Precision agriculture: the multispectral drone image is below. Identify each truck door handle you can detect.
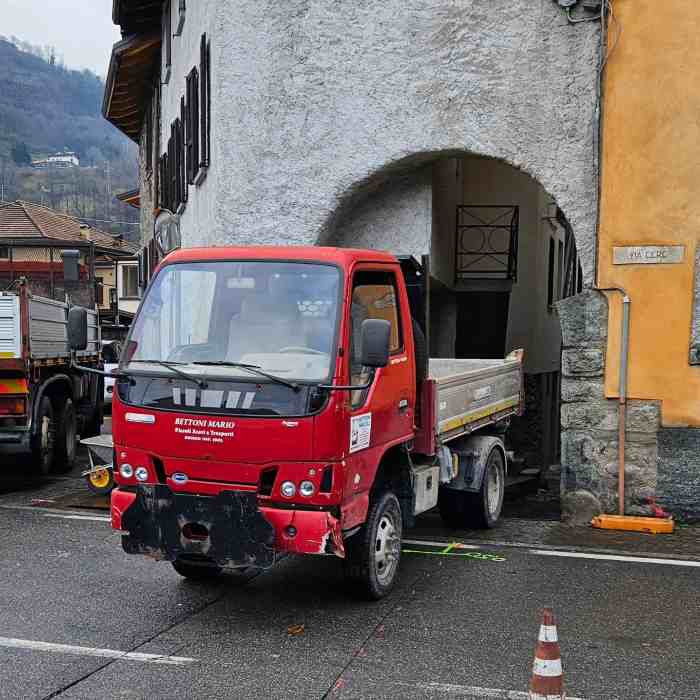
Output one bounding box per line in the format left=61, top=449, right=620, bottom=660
left=398, top=399, right=409, bottom=413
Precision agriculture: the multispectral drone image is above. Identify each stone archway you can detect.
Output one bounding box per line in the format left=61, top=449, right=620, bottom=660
left=321, top=150, right=587, bottom=508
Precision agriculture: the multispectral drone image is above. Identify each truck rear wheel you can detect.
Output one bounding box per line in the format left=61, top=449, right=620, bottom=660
left=343, top=491, right=402, bottom=600
left=31, top=397, right=55, bottom=477
left=172, top=556, right=223, bottom=580
left=439, top=448, right=505, bottom=529
left=53, top=397, right=77, bottom=473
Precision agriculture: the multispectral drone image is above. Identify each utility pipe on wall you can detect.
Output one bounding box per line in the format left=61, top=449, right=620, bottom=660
left=596, top=288, right=631, bottom=515
left=618, top=295, right=631, bottom=515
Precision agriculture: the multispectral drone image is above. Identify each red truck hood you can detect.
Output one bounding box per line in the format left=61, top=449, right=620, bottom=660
left=112, top=407, right=314, bottom=464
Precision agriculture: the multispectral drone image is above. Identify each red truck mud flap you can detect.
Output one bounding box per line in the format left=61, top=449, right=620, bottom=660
left=120, top=485, right=276, bottom=569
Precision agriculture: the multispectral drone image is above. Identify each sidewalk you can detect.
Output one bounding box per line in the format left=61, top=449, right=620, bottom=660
left=412, top=509, right=700, bottom=560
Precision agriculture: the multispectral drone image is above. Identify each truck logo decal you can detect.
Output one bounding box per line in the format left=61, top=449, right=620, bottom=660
left=174, top=417, right=236, bottom=444
left=349, top=413, right=372, bottom=454
left=172, top=473, right=188, bottom=484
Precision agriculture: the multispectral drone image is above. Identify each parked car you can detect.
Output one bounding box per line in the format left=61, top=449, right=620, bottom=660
left=101, top=341, right=121, bottom=411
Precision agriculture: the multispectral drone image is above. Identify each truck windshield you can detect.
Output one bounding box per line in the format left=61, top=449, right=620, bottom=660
left=125, top=261, right=341, bottom=384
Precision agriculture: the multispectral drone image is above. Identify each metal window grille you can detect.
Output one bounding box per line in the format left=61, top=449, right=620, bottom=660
left=455, top=205, right=519, bottom=282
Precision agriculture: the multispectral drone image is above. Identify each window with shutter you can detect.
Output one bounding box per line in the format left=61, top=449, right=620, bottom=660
left=186, top=67, right=199, bottom=185
left=162, top=0, right=172, bottom=84
left=199, top=34, right=211, bottom=171
left=179, top=98, right=188, bottom=207
left=168, top=126, right=177, bottom=211
left=175, top=0, right=186, bottom=36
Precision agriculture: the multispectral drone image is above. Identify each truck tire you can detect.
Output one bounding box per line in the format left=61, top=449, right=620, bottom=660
left=172, top=556, right=223, bottom=580
left=31, top=396, right=55, bottom=477
left=53, top=397, right=77, bottom=473
left=343, top=490, right=402, bottom=600
left=438, top=448, right=505, bottom=529
left=412, top=318, right=428, bottom=386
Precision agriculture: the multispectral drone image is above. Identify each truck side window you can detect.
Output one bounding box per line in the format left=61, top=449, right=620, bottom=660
left=350, top=270, right=402, bottom=408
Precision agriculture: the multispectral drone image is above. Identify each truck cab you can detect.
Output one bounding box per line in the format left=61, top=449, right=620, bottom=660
left=108, top=246, right=522, bottom=598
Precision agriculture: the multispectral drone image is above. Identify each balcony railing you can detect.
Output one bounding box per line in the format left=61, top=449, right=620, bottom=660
left=455, top=205, right=519, bottom=283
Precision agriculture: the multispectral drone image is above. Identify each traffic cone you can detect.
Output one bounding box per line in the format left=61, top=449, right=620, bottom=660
left=529, top=607, right=565, bottom=700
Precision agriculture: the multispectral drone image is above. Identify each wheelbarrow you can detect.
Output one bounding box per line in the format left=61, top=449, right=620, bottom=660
left=80, top=434, right=115, bottom=495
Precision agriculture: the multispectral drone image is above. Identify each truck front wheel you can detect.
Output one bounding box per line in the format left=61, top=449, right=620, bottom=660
left=343, top=491, right=402, bottom=600
left=439, top=448, right=505, bottom=529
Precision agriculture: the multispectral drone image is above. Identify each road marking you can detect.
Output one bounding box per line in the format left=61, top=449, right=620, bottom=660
left=0, top=504, right=111, bottom=523
left=386, top=681, right=586, bottom=699
left=0, top=636, right=197, bottom=666
left=405, top=535, right=700, bottom=565
left=42, top=513, right=111, bottom=522
left=403, top=538, right=480, bottom=549
left=531, top=549, right=700, bottom=568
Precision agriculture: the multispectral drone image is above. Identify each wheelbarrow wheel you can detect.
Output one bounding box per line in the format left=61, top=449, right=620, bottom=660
left=85, top=467, right=115, bottom=495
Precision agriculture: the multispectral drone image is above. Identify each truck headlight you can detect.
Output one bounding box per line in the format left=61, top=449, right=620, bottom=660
left=299, top=481, right=315, bottom=497
left=135, top=466, right=149, bottom=482
left=119, top=464, right=133, bottom=478
left=280, top=481, right=296, bottom=498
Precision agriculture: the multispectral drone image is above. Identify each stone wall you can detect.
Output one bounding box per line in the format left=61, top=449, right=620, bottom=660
left=328, top=167, right=432, bottom=259
left=657, top=429, right=700, bottom=522
left=557, top=290, right=662, bottom=521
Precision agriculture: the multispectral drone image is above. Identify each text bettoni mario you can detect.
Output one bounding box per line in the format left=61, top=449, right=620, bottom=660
left=174, top=418, right=235, bottom=429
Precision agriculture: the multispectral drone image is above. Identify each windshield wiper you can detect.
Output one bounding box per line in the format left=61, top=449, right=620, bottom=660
left=192, top=361, right=299, bottom=392
left=130, top=360, right=207, bottom=389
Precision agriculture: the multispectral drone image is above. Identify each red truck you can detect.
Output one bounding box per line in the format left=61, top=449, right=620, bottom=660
left=70, top=247, right=523, bottom=599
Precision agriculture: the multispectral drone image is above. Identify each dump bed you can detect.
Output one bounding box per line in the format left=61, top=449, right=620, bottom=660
left=0, top=290, right=99, bottom=361
left=415, top=351, right=523, bottom=454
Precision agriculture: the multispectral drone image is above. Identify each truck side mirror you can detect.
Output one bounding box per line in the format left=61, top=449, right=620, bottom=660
left=68, top=306, right=88, bottom=351
left=360, top=318, right=391, bottom=368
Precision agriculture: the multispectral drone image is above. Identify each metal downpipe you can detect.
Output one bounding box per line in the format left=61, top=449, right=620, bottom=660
left=618, top=295, right=631, bottom=515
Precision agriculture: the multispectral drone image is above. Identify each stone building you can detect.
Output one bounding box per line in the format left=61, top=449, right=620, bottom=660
left=103, top=1, right=700, bottom=520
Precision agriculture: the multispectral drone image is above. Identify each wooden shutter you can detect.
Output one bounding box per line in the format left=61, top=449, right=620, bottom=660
left=179, top=97, right=188, bottom=205
left=163, top=1, right=172, bottom=74
left=186, top=67, right=199, bottom=184
left=168, top=126, right=177, bottom=211
left=200, top=34, right=211, bottom=169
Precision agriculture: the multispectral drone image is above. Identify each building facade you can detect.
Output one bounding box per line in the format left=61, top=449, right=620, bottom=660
left=104, top=0, right=700, bottom=520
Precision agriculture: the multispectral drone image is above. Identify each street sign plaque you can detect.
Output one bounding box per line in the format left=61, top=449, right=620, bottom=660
left=613, top=245, right=685, bottom=265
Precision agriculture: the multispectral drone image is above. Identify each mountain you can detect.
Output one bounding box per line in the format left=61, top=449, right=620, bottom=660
left=0, top=37, right=139, bottom=241
left=0, top=37, right=132, bottom=164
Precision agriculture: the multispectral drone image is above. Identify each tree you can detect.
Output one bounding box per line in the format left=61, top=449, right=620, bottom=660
left=11, top=142, right=31, bottom=166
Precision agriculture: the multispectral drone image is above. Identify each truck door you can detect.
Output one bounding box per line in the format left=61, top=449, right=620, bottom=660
left=346, top=267, right=415, bottom=458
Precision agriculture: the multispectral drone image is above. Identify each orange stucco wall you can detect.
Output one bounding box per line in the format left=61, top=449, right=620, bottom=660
left=599, top=0, right=700, bottom=427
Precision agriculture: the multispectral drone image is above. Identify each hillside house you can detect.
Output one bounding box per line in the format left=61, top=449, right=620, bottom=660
left=32, top=150, right=80, bottom=169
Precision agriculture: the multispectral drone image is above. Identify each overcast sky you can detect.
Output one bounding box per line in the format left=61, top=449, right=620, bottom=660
left=0, top=0, right=120, bottom=75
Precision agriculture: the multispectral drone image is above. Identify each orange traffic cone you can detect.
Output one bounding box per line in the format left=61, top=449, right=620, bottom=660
left=529, top=607, right=565, bottom=700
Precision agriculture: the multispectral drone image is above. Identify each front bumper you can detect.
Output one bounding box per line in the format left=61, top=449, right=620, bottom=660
left=112, top=486, right=344, bottom=568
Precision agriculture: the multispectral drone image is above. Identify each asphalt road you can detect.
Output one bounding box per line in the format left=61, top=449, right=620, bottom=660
left=0, top=427, right=698, bottom=699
